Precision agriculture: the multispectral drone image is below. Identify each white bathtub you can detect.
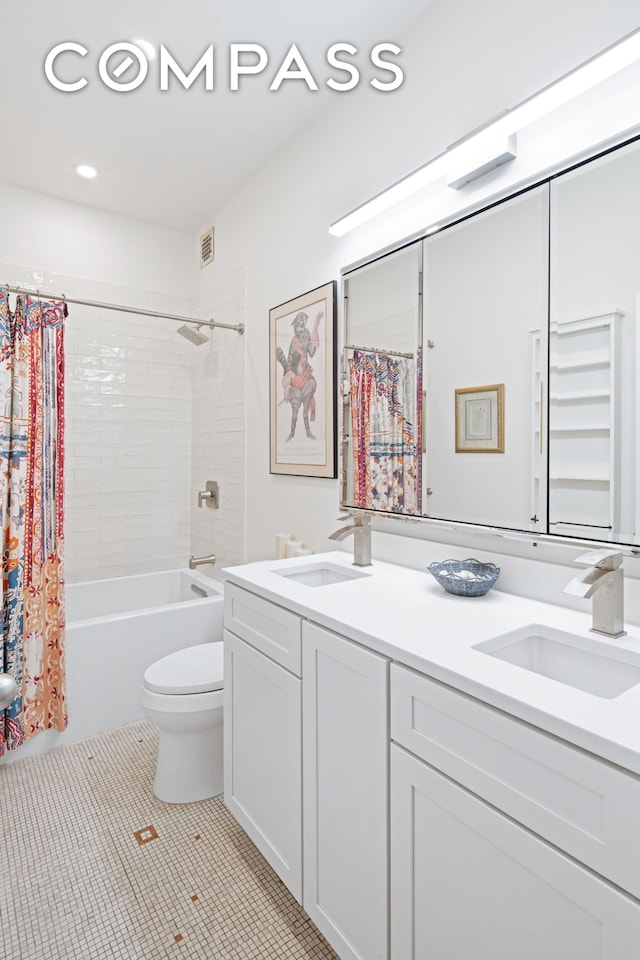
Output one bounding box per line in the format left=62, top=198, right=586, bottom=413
left=0, top=569, right=224, bottom=764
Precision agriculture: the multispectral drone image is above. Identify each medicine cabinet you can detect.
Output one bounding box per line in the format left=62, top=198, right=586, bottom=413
left=340, top=134, right=640, bottom=548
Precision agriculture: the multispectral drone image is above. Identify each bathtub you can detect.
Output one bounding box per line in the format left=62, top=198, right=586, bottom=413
left=0, top=569, right=224, bottom=764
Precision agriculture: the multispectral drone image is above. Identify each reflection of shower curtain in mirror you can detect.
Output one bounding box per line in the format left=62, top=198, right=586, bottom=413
left=349, top=350, right=420, bottom=515
left=0, top=291, right=68, bottom=755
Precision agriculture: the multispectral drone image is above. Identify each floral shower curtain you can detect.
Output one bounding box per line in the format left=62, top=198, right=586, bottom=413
left=349, top=349, right=421, bottom=515
left=0, top=291, right=67, bottom=755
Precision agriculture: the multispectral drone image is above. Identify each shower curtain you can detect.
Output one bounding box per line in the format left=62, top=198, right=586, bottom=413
left=0, top=291, right=67, bottom=755
left=349, top=350, right=421, bottom=515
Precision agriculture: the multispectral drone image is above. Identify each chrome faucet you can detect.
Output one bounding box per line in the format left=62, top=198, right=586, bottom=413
left=189, top=553, right=217, bottom=569
left=563, top=548, right=626, bottom=638
left=328, top=515, right=372, bottom=567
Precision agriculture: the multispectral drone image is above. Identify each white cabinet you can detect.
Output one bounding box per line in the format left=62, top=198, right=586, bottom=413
left=223, top=608, right=302, bottom=901
left=224, top=577, right=640, bottom=960
left=302, top=621, right=389, bottom=960
left=391, top=744, right=640, bottom=960
left=390, top=665, right=640, bottom=960
left=223, top=586, right=390, bottom=949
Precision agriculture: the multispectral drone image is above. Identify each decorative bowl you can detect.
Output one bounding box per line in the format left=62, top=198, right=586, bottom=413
left=427, top=558, right=501, bottom=597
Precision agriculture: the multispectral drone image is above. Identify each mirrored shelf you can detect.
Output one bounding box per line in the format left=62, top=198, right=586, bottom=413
left=548, top=312, right=622, bottom=537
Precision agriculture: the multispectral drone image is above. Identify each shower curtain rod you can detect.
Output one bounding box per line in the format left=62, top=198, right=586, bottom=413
left=2, top=284, right=245, bottom=334
left=344, top=343, right=414, bottom=359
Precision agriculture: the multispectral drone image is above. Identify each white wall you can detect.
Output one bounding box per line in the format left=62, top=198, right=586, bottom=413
left=0, top=182, right=192, bottom=296
left=0, top=183, right=197, bottom=582
left=192, top=0, right=640, bottom=566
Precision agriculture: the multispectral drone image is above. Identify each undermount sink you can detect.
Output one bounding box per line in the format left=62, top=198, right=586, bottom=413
left=474, top=624, right=640, bottom=699
left=274, top=561, right=370, bottom=588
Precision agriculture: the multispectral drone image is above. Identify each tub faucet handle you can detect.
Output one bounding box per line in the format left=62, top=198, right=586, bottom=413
left=198, top=481, right=219, bottom=509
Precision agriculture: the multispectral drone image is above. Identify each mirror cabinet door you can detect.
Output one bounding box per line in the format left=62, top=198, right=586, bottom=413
left=549, top=137, right=640, bottom=546
left=338, top=135, right=639, bottom=547
left=422, top=185, right=549, bottom=531
left=342, top=242, right=423, bottom=514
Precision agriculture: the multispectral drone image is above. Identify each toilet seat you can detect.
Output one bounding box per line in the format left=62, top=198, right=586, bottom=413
left=143, top=643, right=224, bottom=695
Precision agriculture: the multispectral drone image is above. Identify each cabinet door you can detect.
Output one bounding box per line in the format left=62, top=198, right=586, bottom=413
left=302, top=622, right=389, bottom=960
left=223, top=630, right=302, bottom=902
left=391, top=744, right=640, bottom=960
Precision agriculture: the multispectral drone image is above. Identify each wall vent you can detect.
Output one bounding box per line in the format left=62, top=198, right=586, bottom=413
left=200, top=227, right=215, bottom=268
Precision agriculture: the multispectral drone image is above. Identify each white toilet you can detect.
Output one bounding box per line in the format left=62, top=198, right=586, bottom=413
left=141, top=642, right=224, bottom=804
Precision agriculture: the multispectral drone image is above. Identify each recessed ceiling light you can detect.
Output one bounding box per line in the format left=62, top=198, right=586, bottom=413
left=130, top=37, right=156, bottom=60
left=76, top=164, right=98, bottom=179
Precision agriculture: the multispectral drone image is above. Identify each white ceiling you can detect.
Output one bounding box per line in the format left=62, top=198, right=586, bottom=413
left=0, top=1, right=435, bottom=233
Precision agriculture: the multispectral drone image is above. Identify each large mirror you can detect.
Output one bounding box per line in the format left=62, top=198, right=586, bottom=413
left=340, top=134, right=640, bottom=549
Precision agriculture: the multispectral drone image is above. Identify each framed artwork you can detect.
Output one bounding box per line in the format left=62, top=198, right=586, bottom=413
left=455, top=383, right=504, bottom=453
left=270, top=280, right=337, bottom=477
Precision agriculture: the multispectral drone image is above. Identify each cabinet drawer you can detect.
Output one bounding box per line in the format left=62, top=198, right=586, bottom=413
left=391, top=663, right=640, bottom=898
left=224, top=584, right=302, bottom=674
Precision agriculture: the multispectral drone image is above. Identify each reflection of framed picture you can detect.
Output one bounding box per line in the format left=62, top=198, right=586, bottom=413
left=455, top=383, right=504, bottom=453
left=270, top=281, right=337, bottom=477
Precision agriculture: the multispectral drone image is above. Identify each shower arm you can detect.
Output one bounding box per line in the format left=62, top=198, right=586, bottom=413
left=1, top=284, right=245, bottom=334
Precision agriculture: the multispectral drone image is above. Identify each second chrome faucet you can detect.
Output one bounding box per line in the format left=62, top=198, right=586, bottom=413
left=563, top=548, right=626, bottom=638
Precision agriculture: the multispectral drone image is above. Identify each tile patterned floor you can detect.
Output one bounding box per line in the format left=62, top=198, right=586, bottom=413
left=0, top=721, right=339, bottom=960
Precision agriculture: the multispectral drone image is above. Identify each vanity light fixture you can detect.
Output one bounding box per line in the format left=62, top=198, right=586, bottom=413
left=75, top=164, right=98, bottom=179
left=446, top=132, right=517, bottom=190
left=329, top=27, right=640, bottom=236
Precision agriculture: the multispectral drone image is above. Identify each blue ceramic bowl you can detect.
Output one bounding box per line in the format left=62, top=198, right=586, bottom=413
left=427, top=558, right=501, bottom=597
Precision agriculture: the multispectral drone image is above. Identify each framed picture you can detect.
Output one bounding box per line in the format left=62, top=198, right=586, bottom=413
left=270, top=280, right=337, bottom=477
left=455, top=383, right=504, bottom=453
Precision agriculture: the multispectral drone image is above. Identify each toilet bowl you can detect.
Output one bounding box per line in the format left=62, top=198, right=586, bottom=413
left=141, top=642, right=224, bottom=804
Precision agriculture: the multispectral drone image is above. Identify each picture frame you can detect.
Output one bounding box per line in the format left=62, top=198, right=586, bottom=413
left=455, top=383, right=505, bottom=453
left=270, top=280, right=337, bottom=477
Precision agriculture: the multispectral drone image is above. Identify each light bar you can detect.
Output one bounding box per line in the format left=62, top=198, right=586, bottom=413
left=329, top=27, right=640, bottom=237
left=446, top=133, right=517, bottom=190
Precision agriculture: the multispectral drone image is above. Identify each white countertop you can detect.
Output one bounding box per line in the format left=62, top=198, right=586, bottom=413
left=222, top=552, right=640, bottom=775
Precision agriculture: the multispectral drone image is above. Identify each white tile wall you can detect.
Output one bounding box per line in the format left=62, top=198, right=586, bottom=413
left=65, top=299, right=194, bottom=583
left=0, top=262, right=246, bottom=585
left=190, top=268, right=246, bottom=577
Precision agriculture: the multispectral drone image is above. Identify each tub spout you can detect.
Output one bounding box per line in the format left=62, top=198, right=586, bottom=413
left=189, top=553, right=217, bottom=569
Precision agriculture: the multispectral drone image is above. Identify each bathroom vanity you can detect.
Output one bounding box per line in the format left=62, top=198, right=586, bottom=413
left=223, top=552, right=640, bottom=960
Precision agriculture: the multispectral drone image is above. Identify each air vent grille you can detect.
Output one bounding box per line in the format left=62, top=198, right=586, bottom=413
left=200, top=227, right=215, bottom=268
